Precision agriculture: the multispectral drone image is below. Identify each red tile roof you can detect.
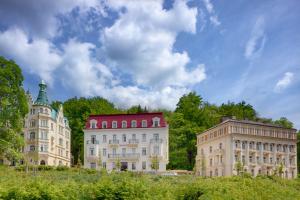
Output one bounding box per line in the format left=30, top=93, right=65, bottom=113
left=85, top=112, right=167, bottom=129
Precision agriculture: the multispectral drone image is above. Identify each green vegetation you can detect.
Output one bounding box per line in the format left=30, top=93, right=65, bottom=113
left=0, top=166, right=300, bottom=200
left=0, top=56, right=28, bottom=162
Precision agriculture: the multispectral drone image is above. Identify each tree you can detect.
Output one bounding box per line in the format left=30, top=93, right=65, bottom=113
left=235, top=161, right=244, bottom=176
left=175, top=92, right=202, bottom=122
left=274, top=117, right=293, bottom=129
left=0, top=57, right=28, bottom=162
left=151, top=155, right=159, bottom=172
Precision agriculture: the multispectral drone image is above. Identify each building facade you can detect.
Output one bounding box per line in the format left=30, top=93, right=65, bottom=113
left=195, top=118, right=297, bottom=178
left=22, top=80, right=71, bottom=166
left=83, top=113, right=169, bottom=172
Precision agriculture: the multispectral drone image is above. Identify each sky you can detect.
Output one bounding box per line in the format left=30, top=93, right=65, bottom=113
left=0, top=0, right=299, bottom=129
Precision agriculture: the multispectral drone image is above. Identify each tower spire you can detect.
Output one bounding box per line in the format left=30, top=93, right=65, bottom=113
left=35, top=80, right=49, bottom=105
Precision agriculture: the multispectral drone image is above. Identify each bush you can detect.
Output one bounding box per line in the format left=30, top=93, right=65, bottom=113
left=56, top=166, right=69, bottom=171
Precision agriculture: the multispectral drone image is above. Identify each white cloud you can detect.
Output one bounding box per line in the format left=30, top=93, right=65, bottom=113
left=0, top=0, right=206, bottom=110
left=102, top=0, right=205, bottom=88
left=0, top=28, right=62, bottom=85
left=0, top=0, right=103, bottom=38
left=274, top=72, right=294, bottom=92
left=202, top=0, right=221, bottom=26
left=245, top=16, right=266, bottom=59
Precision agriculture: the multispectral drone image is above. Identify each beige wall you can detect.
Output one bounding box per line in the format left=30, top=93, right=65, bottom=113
left=196, top=120, right=297, bottom=179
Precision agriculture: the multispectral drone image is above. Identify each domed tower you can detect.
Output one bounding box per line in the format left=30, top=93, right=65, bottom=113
left=35, top=80, right=49, bottom=106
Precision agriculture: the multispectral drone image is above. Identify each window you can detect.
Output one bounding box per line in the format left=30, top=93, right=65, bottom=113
left=132, top=134, right=136, bottom=140
left=142, top=147, right=147, bottom=156
left=209, top=146, right=212, bottom=153
left=66, top=151, right=69, bottom=158
left=153, top=146, right=159, bottom=155
left=242, top=142, right=246, bottom=149
left=219, top=143, right=223, bottom=149
left=30, top=132, right=35, bottom=139
left=242, top=155, right=245, bottom=164
left=40, top=119, right=48, bottom=127
left=113, top=148, right=117, bottom=155
left=59, top=138, right=63, bottom=146
left=235, top=154, right=238, bottom=162
left=142, top=134, right=146, bottom=142
left=90, top=148, right=95, bottom=156
left=90, top=120, right=97, bottom=129
left=131, top=120, right=137, bottom=128
left=142, top=120, right=147, bottom=127
left=40, top=130, right=48, bottom=140
left=122, top=121, right=127, bottom=128
left=249, top=155, right=253, bottom=163
left=30, top=109, right=35, bottom=115
left=102, top=121, right=107, bottom=128
left=122, top=134, right=126, bottom=142
left=152, top=117, right=160, bottom=127
left=30, top=145, right=35, bottom=152
left=90, top=162, right=96, bottom=169
left=112, top=121, right=117, bottom=128
left=142, top=161, right=146, bottom=170
left=220, top=155, right=223, bottom=163
left=40, top=144, right=48, bottom=152
left=153, top=133, right=159, bottom=141
left=215, top=169, right=218, bottom=176
left=256, top=143, right=260, bottom=150
left=122, top=148, right=126, bottom=155
left=210, top=158, right=212, bottom=166
left=113, top=134, right=117, bottom=141
left=270, top=157, right=273, bottom=164
left=103, top=135, right=107, bottom=143
left=132, top=162, right=136, bottom=170
left=91, top=135, right=96, bottom=144
left=30, top=120, right=36, bottom=127
left=257, top=156, right=260, bottom=163
left=51, top=123, right=54, bottom=131
left=102, top=162, right=106, bottom=169
left=103, top=148, right=107, bottom=156
left=263, top=156, right=267, bottom=163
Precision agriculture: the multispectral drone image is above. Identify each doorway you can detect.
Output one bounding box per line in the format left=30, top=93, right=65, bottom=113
left=121, top=162, right=128, bottom=171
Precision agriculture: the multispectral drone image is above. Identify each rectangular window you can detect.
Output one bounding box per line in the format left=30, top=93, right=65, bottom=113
left=40, top=120, right=48, bottom=127
left=131, top=120, right=137, bottom=128
left=132, top=134, right=136, bottom=140
left=142, top=161, right=146, bottom=170
left=90, top=148, right=94, bottom=156
left=103, top=148, right=107, bottom=156
left=59, top=138, right=63, bottom=146
left=142, top=147, right=147, bottom=156
left=102, top=162, right=106, bottom=169
left=112, top=121, right=117, bottom=128
left=142, top=134, right=146, bottom=142
left=122, top=121, right=127, bottom=128
left=91, top=135, right=96, bottom=144
left=132, top=162, right=136, bottom=170
left=51, top=123, right=54, bottom=131
left=122, top=134, right=126, bottom=142
left=153, top=133, right=159, bottom=141
left=113, top=148, right=117, bottom=155
left=103, top=135, right=107, bottom=143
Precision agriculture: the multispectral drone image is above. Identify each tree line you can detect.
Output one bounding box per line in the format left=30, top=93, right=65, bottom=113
left=0, top=56, right=299, bottom=172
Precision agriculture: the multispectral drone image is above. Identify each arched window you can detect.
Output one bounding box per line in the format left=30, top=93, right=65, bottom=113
left=90, top=120, right=97, bottom=129
left=152, top=117, right=160, bottom=127
left=112, top=121, right=118, bottom=128
left=142, top=120, right=147, bottom=128
left=102, top=121, right=107, bottom=128
left=122, top=121, right=127, bottom=128
left=131, top=120, right=137, bottom=128
left=40, top=160, right=46, bottom=165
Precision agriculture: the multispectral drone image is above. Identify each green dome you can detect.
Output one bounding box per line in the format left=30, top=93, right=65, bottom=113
left=35, top=80, right=49, bottom=105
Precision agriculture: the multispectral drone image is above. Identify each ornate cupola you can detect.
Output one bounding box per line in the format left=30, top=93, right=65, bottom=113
left=35, top=80, right=49, bottom=106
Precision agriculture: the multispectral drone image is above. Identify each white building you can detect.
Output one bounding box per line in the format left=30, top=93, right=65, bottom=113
left=83, top=113, right=169, bottom=172
left=22, top=80, right=71, bottom=166
left=195, top=118, right=297, bottom=179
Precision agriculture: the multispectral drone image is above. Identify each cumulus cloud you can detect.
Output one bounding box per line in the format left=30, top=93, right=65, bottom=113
left=274, top=72, right=294, bottom=92
left=202, top=0, right=221, bottom=26
left=0, top=0, right=206, bottom=110
left=245, top=16, right=266, bottom=59
left=0, top=28, right=62, bottom=85
left=0, top=0, right=103, bottom=38
left=102, top=0, right=205, bottom=88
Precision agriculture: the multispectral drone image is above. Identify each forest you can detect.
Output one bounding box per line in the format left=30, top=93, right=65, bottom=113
left=0, top=56, right=299, bottom=172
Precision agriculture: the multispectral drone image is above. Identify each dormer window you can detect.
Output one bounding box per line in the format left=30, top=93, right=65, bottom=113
left=102, top=121, right=107, bottom=129
left=142, top=120, right=147, bottom=128
left=152, top=117, right=160, bottom=127
left=112, top=121, right=117, bottom=128
left=122, top=121, right=127, bottom=128
left=90, top=120, right=97, bottom=129
left=131, top=120, right=137, bottom=128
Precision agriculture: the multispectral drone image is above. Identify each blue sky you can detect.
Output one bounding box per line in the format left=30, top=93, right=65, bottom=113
left=0, top=0, right=299, bottom=128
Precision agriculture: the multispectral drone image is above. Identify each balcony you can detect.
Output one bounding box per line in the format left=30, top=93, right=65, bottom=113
left=86, top=140, right=99, bottom=144
left=109, top=140, right=119, bottom=144
left=108, top=153, right=140, bottom=160
left=129, top=139, right=139, bottom=144
left=150, top=139, right=163, bottom=144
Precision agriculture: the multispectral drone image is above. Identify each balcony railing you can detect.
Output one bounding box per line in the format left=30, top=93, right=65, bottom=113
left=86, top=140, right=99, bottom=144
left=108, top=153, right=140, bottom=159
left=129, top=139, right=139, bottom=144
left=109, top=140, right=119, bottom=144
left=150, top=139, right=163, bottom=143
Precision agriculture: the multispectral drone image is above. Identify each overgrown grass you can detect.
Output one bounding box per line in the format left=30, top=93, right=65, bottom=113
left=0, top=166, right=300, bottom=199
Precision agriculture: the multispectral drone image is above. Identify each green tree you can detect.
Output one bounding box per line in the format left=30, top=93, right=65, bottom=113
left=0, top=57, right=28, bottom=162
left=151, top=155, right=159, bottom=172
left=274, top=117, right=293, bottom=129
left=235, top=161, right=244, bottom=175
